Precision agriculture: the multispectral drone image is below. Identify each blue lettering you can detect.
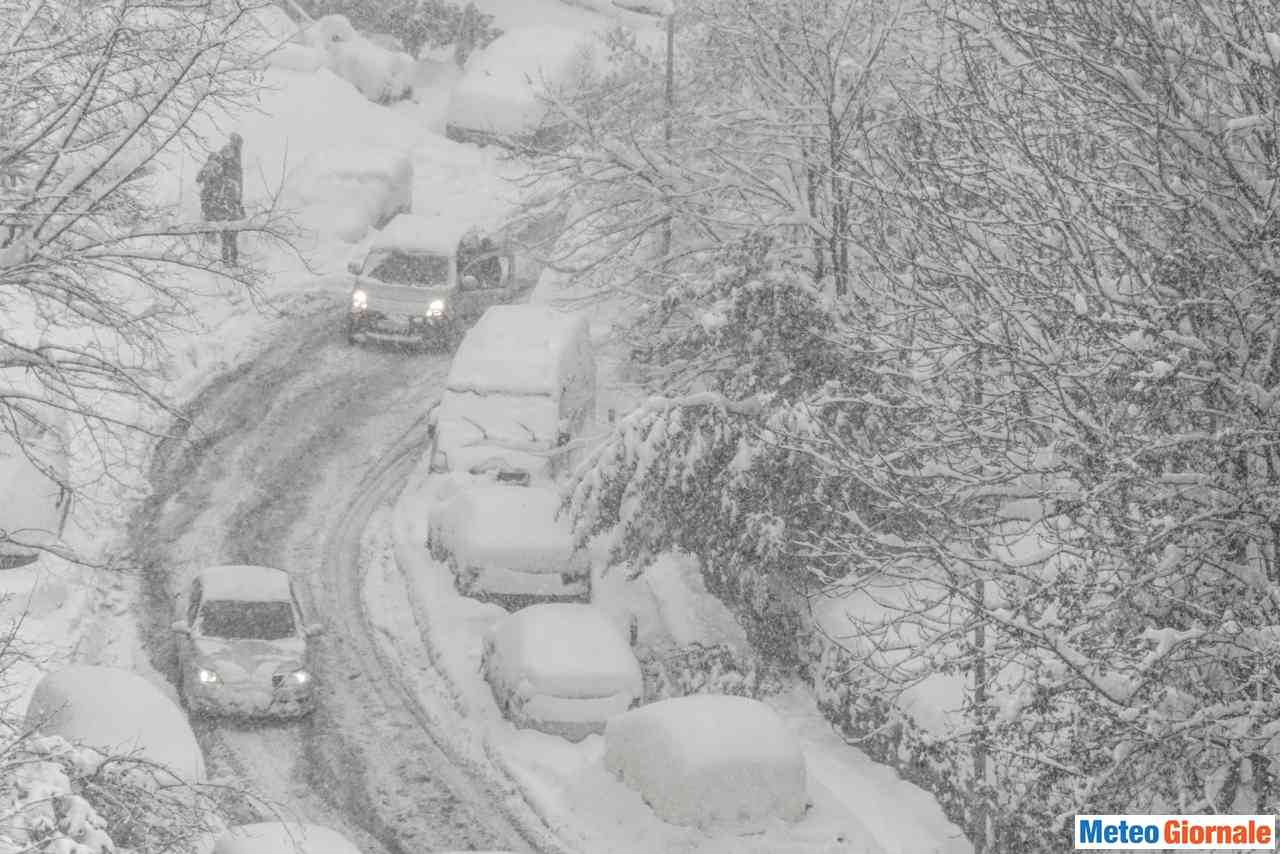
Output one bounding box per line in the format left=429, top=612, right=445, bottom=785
left=1104, top=824, right=1119, bottom=843
left=1079, top=819, right=1104, bottom=844
left=1142, top=824, right=1159, bottom=843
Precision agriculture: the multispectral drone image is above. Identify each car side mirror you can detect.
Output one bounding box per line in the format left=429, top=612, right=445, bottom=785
left=556, top=431, right=570, bottom=447
left=305, top=623, right=325, bottom=638
left=347, top=261, right=361, bottom=275
left=171, top=620, right=190, bottom=635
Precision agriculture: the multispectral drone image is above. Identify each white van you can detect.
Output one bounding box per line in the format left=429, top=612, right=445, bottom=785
left=425, top=305, right=597, bottom=600
left=428, top=304, right=595, bottom=482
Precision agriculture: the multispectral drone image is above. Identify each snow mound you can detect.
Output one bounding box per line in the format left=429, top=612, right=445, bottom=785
left=284, top=137, right=413, bottom=243
left=25, top=666, right=206, bottom=783
left=212, top=822, right=362, bottom=854
left=603, top=694, right=807, bottom=829
left=197, top=564, right=292, bottom=602
left=486, top=603, right=642, bottom=698
left=298, top=14, right=415, bottom=104
left=431, top=480, right=581, bottom=574
left=445, top=25, right=602, bottom=139
left=448, top=304, right=591, bottom=396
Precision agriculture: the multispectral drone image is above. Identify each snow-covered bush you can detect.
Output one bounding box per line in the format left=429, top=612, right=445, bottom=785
left=603, top=694, right=807, bottom=829
left=653, top=642, right=783, bottom=701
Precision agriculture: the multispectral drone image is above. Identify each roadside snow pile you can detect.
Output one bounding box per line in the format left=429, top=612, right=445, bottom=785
left=212, top=822, right=362, bottom=854
left=281, top=143, right=413, bottom=243
left=296, top=14, right=416, bottom=103
left=445, top=25, right=601, bottom=140
left=25, top=665, right=207, bottom=783
left=603, top=694, right=807, bottom=830
left=487, top=603, right=642, bottom=699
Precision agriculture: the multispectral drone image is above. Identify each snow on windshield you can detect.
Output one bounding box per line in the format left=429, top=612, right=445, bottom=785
left=365, top=250, right=451, bottom=286
left=437, top=389, right=560, bottom=475
left=201, top=600, right=296, bottom=640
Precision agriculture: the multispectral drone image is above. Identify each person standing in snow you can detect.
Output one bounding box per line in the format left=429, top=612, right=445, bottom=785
left=196, top=133, right=245, bottom=265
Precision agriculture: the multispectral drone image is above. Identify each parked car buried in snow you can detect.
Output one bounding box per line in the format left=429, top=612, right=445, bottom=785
left=483, top=603, right=643, bottom=741
left=424, top=304, right=597, bottom=600
left=172, top=565, right=323, bottom=719
left=26, top=665, right=207, bottom=784
left=604, top=694, right=809, bottom=830
left=346, top=214, right=518, bottom=349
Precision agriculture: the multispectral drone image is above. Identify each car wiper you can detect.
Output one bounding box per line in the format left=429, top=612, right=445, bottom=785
left=460, top=415, right=490, bottom=441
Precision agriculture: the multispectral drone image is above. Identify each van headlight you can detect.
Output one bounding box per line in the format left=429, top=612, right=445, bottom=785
left=426, top=299, right=445, bottom=317
left=197, top=667, right=220, bottom=684
left=352, top=289, right=368, bottom=310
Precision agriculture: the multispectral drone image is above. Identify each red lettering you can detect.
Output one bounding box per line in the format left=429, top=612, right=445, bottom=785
left=1164, top=819, right=1179, bottom=844
left=1258, top=822, right=1273, bottom=844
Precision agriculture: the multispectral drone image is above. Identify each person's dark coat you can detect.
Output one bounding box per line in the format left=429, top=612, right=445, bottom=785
left=196, top=134, right=244, bottom=222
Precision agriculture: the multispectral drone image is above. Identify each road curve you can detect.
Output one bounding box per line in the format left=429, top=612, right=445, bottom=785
left=127, top=298, right=534, bottom=853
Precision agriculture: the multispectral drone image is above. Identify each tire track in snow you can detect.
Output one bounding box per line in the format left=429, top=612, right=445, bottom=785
left=128, top=303, right=523, bottom=852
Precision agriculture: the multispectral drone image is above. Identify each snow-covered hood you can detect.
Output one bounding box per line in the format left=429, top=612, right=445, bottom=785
left=352, top=278, right=454, bottom=315
left=191, top=635, right=307, bottom=683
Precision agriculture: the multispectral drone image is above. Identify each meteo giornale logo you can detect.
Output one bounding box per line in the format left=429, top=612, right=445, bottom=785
left=1075, top=815, right=1276, bottom=850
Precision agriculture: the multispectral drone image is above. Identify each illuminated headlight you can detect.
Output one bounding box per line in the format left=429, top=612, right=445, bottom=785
left=426, top=299, right=445, bottom=317
left=196, top=668, right=220, bottom=684
left=352, top=289, right=368, bottom=310
left=288, top=669, right=312, bottom=686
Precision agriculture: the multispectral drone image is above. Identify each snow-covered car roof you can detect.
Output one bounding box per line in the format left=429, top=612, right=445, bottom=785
left=196, top=564, right=293, bottom=602
left=447, top=305, right=590, bottom=396
left=488, top=603, right=642, bottom=699
left=434, top=480, right=580, bottom=572
left=212, top=822, right=362, bottom=854
left=368, top=214, right=483, bottom=257
left=26, top=665, right=206, bottom=783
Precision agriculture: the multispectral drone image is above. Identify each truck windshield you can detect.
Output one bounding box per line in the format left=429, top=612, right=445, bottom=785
left=364, top=250, right=451, bottom=286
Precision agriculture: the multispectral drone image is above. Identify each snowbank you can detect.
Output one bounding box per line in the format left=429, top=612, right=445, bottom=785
left=486, top=603, right=642, bottom=699
left=604, top=694, right=807, bottom=830
left=212, top=822, right=362, bottom=854
left=25, top=665, right=206, bottom=783
left=445, top=25, right=602, bottom=140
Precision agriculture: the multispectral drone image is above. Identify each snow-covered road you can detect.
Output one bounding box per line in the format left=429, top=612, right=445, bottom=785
left=126, top=299, right=537, bottom=852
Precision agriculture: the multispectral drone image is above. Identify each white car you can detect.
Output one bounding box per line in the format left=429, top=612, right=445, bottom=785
left=172, top=565, right=323, bottom=719
left=427, top=475, right=591, bottom=600
left=346, top=215, right=517, bottom=349
left=212, top=822, right=361, bottom=854
left=482, top=603, right=643, bottom=741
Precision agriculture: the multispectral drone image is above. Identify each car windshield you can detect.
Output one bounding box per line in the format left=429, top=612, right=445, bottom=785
left=200, top=600, right=295, bottom=640
left=364, top=250, right=451, bottom=286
